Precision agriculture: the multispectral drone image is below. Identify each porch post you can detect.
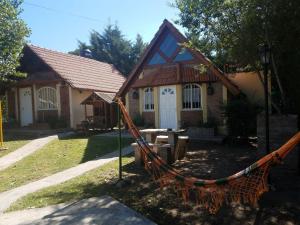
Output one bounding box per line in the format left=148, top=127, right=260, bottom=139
left=104, top=102, right=107, bottom=129
left=84, top=104, right=87, bottom=120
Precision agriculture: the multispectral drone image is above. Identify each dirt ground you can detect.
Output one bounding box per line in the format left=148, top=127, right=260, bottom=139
left=112, top=141, right=300, bottom=225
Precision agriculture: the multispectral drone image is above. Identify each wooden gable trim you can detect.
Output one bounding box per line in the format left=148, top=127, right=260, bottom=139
left=117, top=19, right=240, bottom=97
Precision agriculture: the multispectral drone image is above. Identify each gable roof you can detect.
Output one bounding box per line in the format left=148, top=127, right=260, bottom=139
left=117, top=19, right=240, bottom=96
left=26, top=45, right=125, bottom=93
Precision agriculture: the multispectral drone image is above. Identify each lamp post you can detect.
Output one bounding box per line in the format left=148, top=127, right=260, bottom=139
left=259, top=43, right=271, bottom=154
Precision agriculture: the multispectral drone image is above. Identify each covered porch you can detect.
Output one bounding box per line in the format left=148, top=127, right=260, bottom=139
left=80, top=92, right=117, bottom=130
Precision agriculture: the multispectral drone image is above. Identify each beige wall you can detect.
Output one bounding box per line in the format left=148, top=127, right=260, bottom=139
left=227, top=72, right=267, bottom=106
left=71, top=89, right=93, bottom=129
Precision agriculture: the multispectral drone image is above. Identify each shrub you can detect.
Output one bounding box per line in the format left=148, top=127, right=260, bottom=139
left=222, top=96, right=262, bottom=137
left=132, top=114, right=144, bottom=127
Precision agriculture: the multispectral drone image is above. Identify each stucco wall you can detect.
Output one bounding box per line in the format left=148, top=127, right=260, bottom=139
left=71, top=89, right=93, bottom=129
left=227, top=72, right=266, bottom=106
left=207, top=82, right=223, bottom=123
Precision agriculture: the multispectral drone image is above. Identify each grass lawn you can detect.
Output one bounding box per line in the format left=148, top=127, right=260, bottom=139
left=0, top=134, right=133, bottom=192
left=7, top=142, right=300, bottom=225
left=0, top=134, right=34, bottom=158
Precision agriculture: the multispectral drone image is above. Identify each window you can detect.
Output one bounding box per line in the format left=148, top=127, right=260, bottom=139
left=144, top=88, right=154, bottom=111
left=37, top=87, right=57, bottom=110
left=182, top=84, right=201, bottom=109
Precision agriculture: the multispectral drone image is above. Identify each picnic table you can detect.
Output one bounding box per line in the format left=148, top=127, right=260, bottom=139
left=135, top=128, right=187, bottom=164
left=139, top=128, right=185, bottom=146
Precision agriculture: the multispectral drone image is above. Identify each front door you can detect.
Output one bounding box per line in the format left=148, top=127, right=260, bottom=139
left=19, top=87, right=33, bottom=127
left=159, top=85, right=177, bottom=129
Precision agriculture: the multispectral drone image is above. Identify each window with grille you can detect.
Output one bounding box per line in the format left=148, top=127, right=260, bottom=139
left=182, top=84, right=201, bottom=110
left=144, top=87, right=154, bottom=111
left=37, top=87, right=57, bottom=110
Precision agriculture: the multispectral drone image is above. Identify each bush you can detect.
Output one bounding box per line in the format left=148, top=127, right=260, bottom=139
left=132, top=114, right=144, bottom=127
left=222, top=96, right=262, bottom=137
left=47, top=116, right=68, bottom=129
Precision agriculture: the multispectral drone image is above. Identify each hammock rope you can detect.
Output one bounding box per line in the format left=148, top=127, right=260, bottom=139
left=116, top=98, right=300, bottom=213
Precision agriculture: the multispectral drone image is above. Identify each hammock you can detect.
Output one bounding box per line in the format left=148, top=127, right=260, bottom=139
left=116, top=98, right=300, bottom=213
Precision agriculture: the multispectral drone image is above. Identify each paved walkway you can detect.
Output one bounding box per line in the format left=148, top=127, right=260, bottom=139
left=0, top=132, right=74, bottom=171
left=0, top=196, right=156, bottom=225
left=0, top=146, right=133, bottom=213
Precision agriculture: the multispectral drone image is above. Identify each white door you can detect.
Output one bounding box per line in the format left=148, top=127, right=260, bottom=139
left=159, top=85, right=177, bottom=129
left=19, top=87, right=33, bottom=127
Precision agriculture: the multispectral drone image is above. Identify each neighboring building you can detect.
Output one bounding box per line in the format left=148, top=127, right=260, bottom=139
left=118, top=19, right=240, bottom=129
left=6, top=45, right=125, bottom=129
left=227, top=71, right=269, bottom=107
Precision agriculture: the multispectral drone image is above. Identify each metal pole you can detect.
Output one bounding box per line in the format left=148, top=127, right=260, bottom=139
left=118, top=103, right=122, bottom=180
left=0, top=101, right=3, bottom=148
left=264, top=63, right=270, bottom=154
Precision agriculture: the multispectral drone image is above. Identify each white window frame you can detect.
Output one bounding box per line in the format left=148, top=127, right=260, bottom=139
left=143, top=87, right=154, bottom=111
left=37, top=87, right=58, bottom=110
left=182, top=83, right=202, bottom=110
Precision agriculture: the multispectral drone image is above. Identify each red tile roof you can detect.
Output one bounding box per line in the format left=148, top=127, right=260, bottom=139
left=28, top=45, right=125, bottom=93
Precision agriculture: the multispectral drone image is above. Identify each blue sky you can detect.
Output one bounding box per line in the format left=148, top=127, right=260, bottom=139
left=21, top=0, right=184, bottom=53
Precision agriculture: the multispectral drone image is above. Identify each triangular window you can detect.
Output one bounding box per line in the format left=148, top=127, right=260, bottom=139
left=148, top=53, right=166, bottom=65
left=174, top=48, right=194, bottom=62
left=159, top=33, right=178, bottom=57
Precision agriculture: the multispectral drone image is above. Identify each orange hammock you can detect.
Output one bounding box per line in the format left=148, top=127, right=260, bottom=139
left=117, top=98, right=300, bottom=213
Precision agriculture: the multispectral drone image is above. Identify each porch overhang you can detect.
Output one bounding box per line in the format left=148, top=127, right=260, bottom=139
left=81, top=91, right=116, bottom=105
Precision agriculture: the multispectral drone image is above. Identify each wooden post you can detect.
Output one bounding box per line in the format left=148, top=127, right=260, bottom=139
left=104, top=102, right=107, bottom=130
left=118, top=103, right=122, bottom=180
left=0, top=101, right=7, bottom=150
left=84, top=104, right=87, bottom=120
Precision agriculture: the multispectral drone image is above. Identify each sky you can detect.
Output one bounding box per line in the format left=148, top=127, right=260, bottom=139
left=20, top=0, right=184, bottom=53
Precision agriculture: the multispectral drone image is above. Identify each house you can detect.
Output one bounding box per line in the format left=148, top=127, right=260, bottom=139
left=117, top=19, right=240, bottom=130
left=5, top=45, right=125, bottom=129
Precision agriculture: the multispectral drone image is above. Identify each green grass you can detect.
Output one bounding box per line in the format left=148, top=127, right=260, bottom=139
left=0, top=135, right=133, bottom=192
left=0, top=134, right=33, bottom=158
left=8, top=156, right=135, bottom=212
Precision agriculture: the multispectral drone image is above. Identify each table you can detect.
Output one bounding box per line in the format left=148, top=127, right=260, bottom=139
left=140, top=128, right=185, bottom=146
left=138, top=129, right=187, bottom=165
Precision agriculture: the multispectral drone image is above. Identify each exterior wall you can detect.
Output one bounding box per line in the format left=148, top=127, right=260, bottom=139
left=7, top=90, right=16, bottom=120
left=60, top=84, right=70, bottom=126
left=127, top=82, right=226, bottom=129
left=181, top=110, right=203, bottom=127
left=127, top=88, right=140, bottom=120
left=142, top=112, right=155, bottom=127
left=207, top=82, right=223, bottom=123
left=227, top=72, right=267, bottom=106
left=71, top=88, right=93, bottom=129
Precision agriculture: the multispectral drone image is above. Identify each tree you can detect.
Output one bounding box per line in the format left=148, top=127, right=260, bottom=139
left=173, top=0, right=300, bottom=114
left=71, top=24, right=147, bottom=76
left=0, top=0, right=30, bottom=92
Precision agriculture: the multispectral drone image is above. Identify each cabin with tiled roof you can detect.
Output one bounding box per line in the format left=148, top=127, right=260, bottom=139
left=118, top=19, right=240, bottom=130
left=6, top=45, right=125, bottom=129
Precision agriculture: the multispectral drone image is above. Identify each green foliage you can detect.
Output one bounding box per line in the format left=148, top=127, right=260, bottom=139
left=173, top=0, right=300, bottom=114
left=47, top=116, right=68, bottom=129
left=0, top=0, right=30, bottom=84
left=132, top=114, right=144, bottom=127
left=222, top=96, right=262, bottom=137
left=71, top=24, right=147, bottom=76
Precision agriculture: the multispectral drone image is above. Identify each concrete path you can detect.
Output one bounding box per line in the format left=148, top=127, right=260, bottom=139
left=0, top=196, right=156, bottom=225
left=0, top=146, right=133, bottom=213
left=0, top=132, right=74, bottom=171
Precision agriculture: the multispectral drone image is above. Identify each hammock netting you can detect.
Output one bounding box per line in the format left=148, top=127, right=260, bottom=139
left=116, top=98, right=300, bottom=213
